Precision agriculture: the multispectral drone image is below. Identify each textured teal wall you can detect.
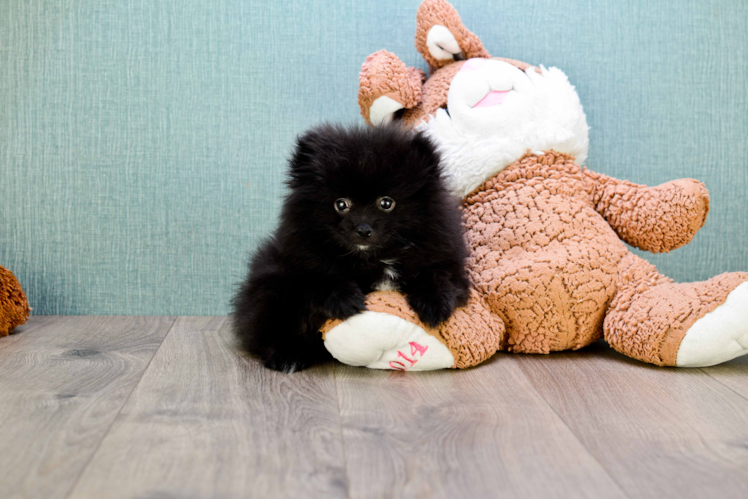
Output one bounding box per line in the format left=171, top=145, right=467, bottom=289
left=1, top=0, right=746, bottom=315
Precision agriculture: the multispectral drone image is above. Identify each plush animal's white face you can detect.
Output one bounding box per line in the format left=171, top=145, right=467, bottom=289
left=419, top=58, right=590, bottom=198
left=445, top=58, right=537, bottom=137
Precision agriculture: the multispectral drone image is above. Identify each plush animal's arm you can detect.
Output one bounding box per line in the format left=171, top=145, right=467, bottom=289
left=583, top=168, right=710, bottom=253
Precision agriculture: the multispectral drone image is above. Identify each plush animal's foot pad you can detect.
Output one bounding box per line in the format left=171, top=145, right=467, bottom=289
left=677, top=282, right=748, bottom=367
left=323, top=311, right=454, bottom=371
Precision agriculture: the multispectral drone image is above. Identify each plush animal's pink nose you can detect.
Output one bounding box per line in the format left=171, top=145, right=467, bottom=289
left=460, top=58, right=487, bottom=72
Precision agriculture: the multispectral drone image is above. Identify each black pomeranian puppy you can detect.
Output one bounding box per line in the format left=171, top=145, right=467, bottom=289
left=232, top=124, right=469, bottom=372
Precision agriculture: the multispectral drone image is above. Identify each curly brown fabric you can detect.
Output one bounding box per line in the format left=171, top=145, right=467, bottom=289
left=358, top=50, right=426, bottom=126
left=584, top=169, right=710, bottom=253
left=0, top=266, right=30, bottom=337
left=437, top=290, right=505, bottom=368
left=464, top=152, right=627, bottom=354
left=463, top=152, right=748, bottom=363
left=605, top=253, right=748, bottom=366
left=402, top=61, right=463, bottom=126
left=414, top=0, right=490, bottom=71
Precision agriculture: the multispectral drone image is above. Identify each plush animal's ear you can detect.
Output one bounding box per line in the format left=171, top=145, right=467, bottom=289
left=415, top=0, right=490, bottom=71
left=359, top=50, right=426, bottom=127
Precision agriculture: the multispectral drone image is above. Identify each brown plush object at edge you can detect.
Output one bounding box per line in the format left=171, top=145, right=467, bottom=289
left=0, top=265, right=31, bottom=336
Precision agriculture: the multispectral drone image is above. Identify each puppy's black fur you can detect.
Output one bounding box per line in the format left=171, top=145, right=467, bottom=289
left=232, top=124, right=469, bottom=372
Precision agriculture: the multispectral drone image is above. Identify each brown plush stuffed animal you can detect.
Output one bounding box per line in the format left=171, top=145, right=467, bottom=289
left=0, top=266, right=30, bottom=336
left=320, top=0, right=748, bottom=370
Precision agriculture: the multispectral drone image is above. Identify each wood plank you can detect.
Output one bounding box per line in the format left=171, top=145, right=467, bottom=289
left=69, top=316, right=348, bottom=499
left=0, top=315, right=61, bottom=348
left=516, top=341, right=748, bottom=498
left=334, top=354, right=625, bottom=498
left=0, top=315, right=175, bottom=498
left=702, top=355, right=748, bottom=401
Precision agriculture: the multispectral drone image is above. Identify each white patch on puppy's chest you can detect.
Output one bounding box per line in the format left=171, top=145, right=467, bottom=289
left=374, top=260, right=400, bottom=292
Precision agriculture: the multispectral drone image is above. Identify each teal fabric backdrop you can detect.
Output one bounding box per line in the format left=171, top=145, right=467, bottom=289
left=1, top=0, right=746, bottom=315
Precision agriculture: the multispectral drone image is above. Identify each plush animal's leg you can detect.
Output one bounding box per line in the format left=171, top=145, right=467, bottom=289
left=438, top=290, right=505, bottom=368
left=321, top=290, right=504, bottom=370
left=604, top=253, right=748, bottom=366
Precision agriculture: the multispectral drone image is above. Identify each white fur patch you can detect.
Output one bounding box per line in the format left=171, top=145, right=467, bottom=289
left=418, top=63, right=589, bottom=198
left=324, top=311, right=454, bottom=371
left=677, top=282, right=748, bottom=367
left=370, top=95, right=405, bottom=126
left=426, top=25, right=460, bottom=61
left=374, top=261, right=400, bottom=291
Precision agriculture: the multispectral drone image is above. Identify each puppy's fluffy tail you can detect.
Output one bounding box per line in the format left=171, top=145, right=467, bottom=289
left=230, top=240, right=330, bottom=372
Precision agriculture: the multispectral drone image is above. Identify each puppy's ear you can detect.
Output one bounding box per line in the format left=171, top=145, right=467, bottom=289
left=287, top=127, right=329, bottom=187
left=410, top=131, right=442, bottom=176
left=398, top=131, right=443, bottom=191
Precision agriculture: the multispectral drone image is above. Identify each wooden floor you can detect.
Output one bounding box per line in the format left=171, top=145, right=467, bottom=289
left=1, top=317, right=748, bottom=498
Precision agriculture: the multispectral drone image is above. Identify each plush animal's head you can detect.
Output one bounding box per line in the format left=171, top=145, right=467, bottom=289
left=358, top=0, right=589, bottom=198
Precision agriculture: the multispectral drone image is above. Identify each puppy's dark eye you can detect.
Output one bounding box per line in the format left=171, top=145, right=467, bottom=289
left=377, top=196, right=395, bottom=212
left=334, top=198, right=351, bottom=214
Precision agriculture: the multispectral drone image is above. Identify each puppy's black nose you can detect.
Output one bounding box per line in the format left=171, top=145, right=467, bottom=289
left=356, top=224, right=373, bottom=239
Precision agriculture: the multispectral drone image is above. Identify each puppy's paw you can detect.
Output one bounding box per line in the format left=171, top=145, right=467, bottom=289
left=407, top=290, right=457, bottom=328
left=323, top=286, right=367, bottom=320
left=261, top=342, right=328, bottom=373
left=263, top=353, right=313, bottom=373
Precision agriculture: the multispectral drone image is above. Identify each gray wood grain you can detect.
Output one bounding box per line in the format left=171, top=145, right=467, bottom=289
left=5, top=315, right=748, bottom=498
left=0, top=315, right=175, bottom=498
left=516, top=341, right=748, bottom=498
left=334, top=355, right=625, bottom=498
left=702, top=356, right=748, bottom=401
left=69, top=316, right=348, bottom=499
